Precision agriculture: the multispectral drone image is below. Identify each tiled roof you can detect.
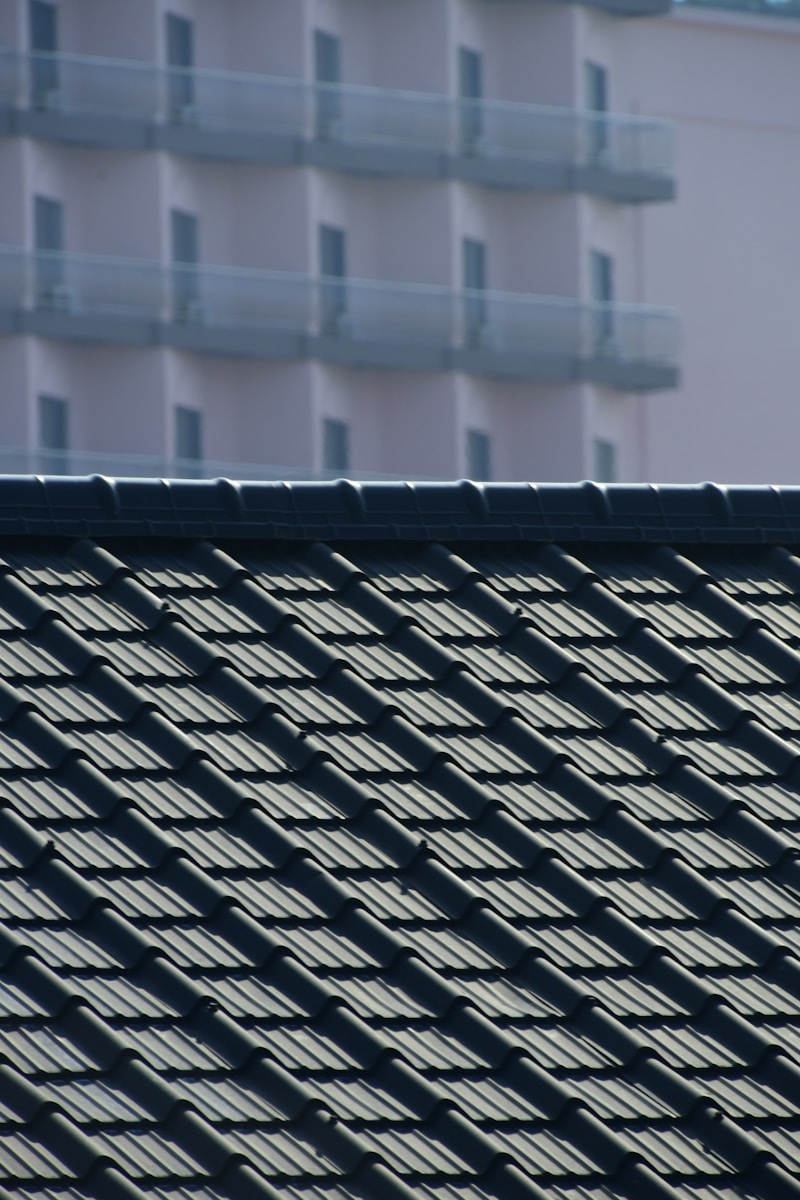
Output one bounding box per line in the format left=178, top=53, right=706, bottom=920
left=3, top=479, right=800, bottom=1200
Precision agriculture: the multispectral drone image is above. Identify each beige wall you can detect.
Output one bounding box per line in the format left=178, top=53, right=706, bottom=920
left=621, top=7, right=800, bottom=483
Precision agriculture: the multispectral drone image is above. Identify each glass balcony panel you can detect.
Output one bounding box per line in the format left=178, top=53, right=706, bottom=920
left=185, top=68, right=306, bottom=135
left=675, top=0, right=800, bottom=15
left=0, top=445, right=442, bottom=482
left=0, top=48, right=24, bottom=108
left=332, top=85, right=451, bottom=152
left=581, top=111, right=674, bottom=177
left=0, top=49, right=674, bottom=184
left=478, top=292, right=584, bottom=356
left=328, top=278, right=453, bottom=346
left=174, top=264, right=311, bottom=332
left=0, top=247, right=678, bottom=377
left=28, top=50, right=159, bottom=120
left=478, top=103, right=580, bottom=164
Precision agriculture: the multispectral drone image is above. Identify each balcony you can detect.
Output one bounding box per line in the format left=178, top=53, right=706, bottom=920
left=0, top=446, right=431, bottom=482
left=0, top=50, right=675, bottom=202
left=0, top=247, right=679, bottom=391
left=483, top=0, right=671, bottom=15
left=676, top=0, right=800, bottom=15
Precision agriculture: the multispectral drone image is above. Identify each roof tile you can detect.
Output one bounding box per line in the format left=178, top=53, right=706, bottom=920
left=3, top=481, right=800, bottom=1199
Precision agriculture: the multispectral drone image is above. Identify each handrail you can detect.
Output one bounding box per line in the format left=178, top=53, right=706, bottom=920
left=0, top=47, right=675, bottom=177
left=0, top=245, right=680, bottom=367
left=675, top=0, right=800, bottom=16
left=0, top=446, right=428, bottom=482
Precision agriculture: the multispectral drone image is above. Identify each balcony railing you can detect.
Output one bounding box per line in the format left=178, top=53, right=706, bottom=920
left=0, top=446, right=432, bottom=482
left=0, top=247, right=680, bottom=389
left=676, top=0, right=800, bottom=15
left=0, top=49, right=675, bottom=199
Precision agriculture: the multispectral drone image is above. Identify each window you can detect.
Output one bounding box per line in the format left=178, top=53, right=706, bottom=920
left=34, top=195, right=66, bottom=307
left=458, top=47, right=483, bottom=153
left=589, top=249, right=615, bottom=352
left=166, top=13, right=194, bottom=120
left=584, top=61, right=609, bottom=163
left=319, top=224, right=347, bottom=334
left=322, top=417, right=350, bottom=474
left=466, top=429, right=492, bottom=481
left=175, top=406, right=203, bottom=476
left=314, top=30, right=342, bottom=139
left=29, top=0, right=58, bottom=109
left=38, top=394, right=69, bottom=473
left=462, top=237, right=488, bottom=347
left=593, top=438, right=617, bottom=483
left=171, top=209, right=201, bottom=319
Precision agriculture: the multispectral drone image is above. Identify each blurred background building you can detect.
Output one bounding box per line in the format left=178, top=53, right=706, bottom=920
left=0, top=0, right=795, bottom=483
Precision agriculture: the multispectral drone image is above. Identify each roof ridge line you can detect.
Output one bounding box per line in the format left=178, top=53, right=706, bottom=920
left=289, top=540, right=800, bottom=1193
left=1, top=477, right=800, bottom=542
left=69, top=535, right=695, bottom=1200
left=0, top=537, right=555, bottom=1200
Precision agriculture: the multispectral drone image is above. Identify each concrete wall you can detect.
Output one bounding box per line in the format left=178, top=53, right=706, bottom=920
left=620, top=7, right=800, bottom=483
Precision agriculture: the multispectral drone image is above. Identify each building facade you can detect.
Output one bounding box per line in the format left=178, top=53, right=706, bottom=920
left=0, top=0, right=680, bottom=482
left=620, top=2, right=800, bottom=484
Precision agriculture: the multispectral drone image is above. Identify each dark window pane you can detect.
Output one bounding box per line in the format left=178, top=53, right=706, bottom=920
left=171, top=209, right=201, bottom=318
left=593, top=437, right=617, bottom=483
left=34, top=194, right=62, bottom=252
left=166, top=13, right=194, bottom=119
left=322, top=418, right=349, bottom=473
left=590, top=249, right=615, bottom=350
left=175, top=407, right=203, bottom=472
left=319, top=225, right=348, bottom=333
left=466, top=429, right=492, bottom=481
left=462, top=238, right=487, bottom=346
left=314, top=30, right=341, bottom=138
left=458, top=47, right=483, bottom=152
left=29, top=0, right=58, bottom=107
left=34, top=195, right=65, bottom=305
left=585, top=61, right=609, bottom=162
left=38, top=394, right=69, bottom=473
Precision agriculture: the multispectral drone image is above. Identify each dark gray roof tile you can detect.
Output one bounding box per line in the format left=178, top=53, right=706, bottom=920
left=213, top=641, right=315, bottom=681
left=121, top=1028, right=231, bottom=1072
left=5, top=481, right=800, bottom=1198
left=700, top=1077, right=797, bottom=1120
left=510, top=1026, right=620, bottom=1071
left=568, top=645, right=668, bottom=685
left=40, top=1080, right=151, bottom=1123
left=356, top=1128, right=473, bottom=1177
left=628, top=1128, right=731, bottom=1177
left=0, top=1133, right=72, bottom=1181
left=225, top=1129, right=341, bottom=1178
left=88, top=639, right=190, bottom=680
left=90, top=1130, right=204, bottom=1179
left=0, top=1028, right=95, bottom=1075
left=490, top=1129, right=596, bottom=1178
left=629, top=1026, right=746, bottom=1070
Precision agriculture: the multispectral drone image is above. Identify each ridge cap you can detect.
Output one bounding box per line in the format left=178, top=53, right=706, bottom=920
left=0, top=476, right=800, bottom=542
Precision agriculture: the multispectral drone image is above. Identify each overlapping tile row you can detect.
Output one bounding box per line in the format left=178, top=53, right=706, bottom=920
left=1, top=534, right=800, bottom=1199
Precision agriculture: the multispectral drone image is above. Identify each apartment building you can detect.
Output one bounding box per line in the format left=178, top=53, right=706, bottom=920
left=0, top=0, right=680, bottom=482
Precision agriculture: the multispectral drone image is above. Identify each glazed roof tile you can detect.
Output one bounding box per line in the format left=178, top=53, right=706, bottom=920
left=2, top=480, right=800, bottom=1200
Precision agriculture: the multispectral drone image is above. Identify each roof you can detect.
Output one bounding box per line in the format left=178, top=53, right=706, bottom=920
left=3, top=477, right=800, bottom=1200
